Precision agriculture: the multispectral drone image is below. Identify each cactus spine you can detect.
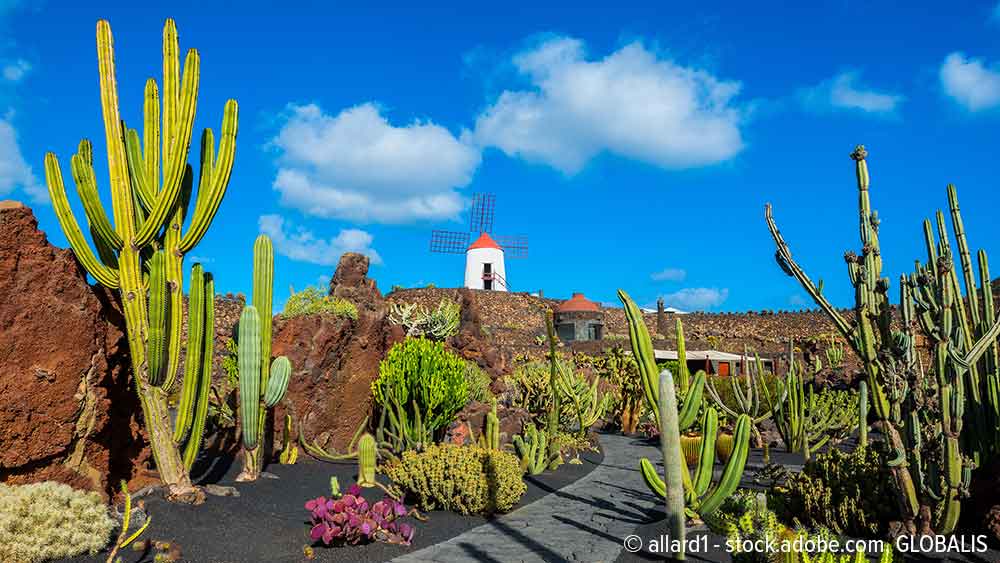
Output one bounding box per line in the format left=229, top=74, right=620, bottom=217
left=357, top=433, right=377, bottom=488
left=237, top=234, right=292, bottom=481
left=766, top=145, right=1000, bottom=534
left=42, top=19, right=236, bottom=495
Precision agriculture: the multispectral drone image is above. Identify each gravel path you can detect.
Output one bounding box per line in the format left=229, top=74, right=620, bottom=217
left=391, top=433, right=662, bottom=563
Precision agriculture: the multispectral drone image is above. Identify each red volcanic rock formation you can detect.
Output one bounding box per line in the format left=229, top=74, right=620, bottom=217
left=271, top=252, right=402, bottom=453
left=0, top=201, right=149, bottom=498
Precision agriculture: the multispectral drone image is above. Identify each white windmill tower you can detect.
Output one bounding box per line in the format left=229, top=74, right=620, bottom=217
left=429, top=193, right=528, bottom=291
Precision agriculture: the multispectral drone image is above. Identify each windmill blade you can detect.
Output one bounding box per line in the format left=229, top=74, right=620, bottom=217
left=469, top=192, right=496, bottom=234
left=495, top=234, right=528, bottom=259
left=429, top=230, right=470, bottom=254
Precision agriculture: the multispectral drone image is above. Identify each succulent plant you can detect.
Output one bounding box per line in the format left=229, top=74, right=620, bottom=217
left=237, top=235, right=293, bottom=481
left=43, top=18, right=236, bottom=495
left=383, top=444, right=525, bottom=515
left=766, top=145, right=1000, bottom=534
left=774, top=341, right=858, bottom=460
left=513, top=423, right=561, bottom=475
left=305, top=484, right=415, bottom=546
left=372, top=338, right=467, bottom=452
left=357, top=433, right=377, bottom=488
left=619, top=291, right=751, bottom=522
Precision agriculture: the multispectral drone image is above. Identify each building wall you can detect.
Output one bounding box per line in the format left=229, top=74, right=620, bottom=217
left=464, top=247, right=507, bottom=291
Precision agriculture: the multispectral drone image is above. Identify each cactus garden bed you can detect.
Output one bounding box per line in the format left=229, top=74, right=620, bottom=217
left=57, top=448, right=603, bottom=563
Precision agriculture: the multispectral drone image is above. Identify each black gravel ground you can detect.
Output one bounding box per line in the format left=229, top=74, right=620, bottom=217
left=61, top=447, right=603, bottom=563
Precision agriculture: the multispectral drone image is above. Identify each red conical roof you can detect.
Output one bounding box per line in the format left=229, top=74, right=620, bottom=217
left=468, top=232, right=503, bottom=251
left=557, top=293, right=600, bottom=313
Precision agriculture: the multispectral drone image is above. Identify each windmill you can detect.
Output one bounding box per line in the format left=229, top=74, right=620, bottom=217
left=429, top=192, right=528, bottom=291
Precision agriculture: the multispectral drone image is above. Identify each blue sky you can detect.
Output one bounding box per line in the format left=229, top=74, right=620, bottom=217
left=3, top=1, right=1000, bottom=312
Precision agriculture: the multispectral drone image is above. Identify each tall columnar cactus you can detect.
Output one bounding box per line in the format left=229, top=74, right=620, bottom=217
left=653, top=370, right=686, bottom=560
left=43, top=19, right=236, bottom=496
left=775, top=341, right=857, bottom=460
left=237, top=234, right=293, bottom=481
left=357, top=433, right=377, bottom=488
left=858, top=381, right=869, bottom=450
left=543, top=310, right=565, bottom=469
left=766, top=145, right=1000, bottom=535
left=620, top=291, right=750, bottom=520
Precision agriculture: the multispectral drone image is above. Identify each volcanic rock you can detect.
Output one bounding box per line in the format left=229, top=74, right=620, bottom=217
left=328, top=252, right=382, bottom=311
left=0, top=201, right=149, bottom=498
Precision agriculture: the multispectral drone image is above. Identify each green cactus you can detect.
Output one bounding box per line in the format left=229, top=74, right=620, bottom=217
left=858, top=381, right=869, bottom=450
left=279, top=413, right=299, bottom=465
left=476, top=400, right=501, bottom=450
left=775, top=341, right=857, bottom=460
left=825, top=335, right=846, bottom=370
left=620, top=291, right=751, bottom=521
left=651, top=370, right=687, bottom=559
left=43, top=18, right=236, bottom=496
left=237, top=235, right=293, bottom=482
left=543, top=310, right=565, bottom=467
left=766, top=145, right=1000, bottom=534
left=513, top=423, right=561, bottom=475
left=357, top=433, right=377, bottom=488
left=554, top=360, right=612, bottom=439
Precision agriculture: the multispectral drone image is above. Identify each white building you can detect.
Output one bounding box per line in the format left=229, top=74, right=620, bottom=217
left=464, top=232, right=507, bottom=291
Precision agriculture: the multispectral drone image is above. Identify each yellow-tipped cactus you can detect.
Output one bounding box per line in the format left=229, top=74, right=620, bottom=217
left=43, top=18, right=236, bottom=496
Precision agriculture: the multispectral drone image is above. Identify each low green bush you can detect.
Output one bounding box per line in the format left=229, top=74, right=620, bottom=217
left=383, top=444, right=526, bottom=515
left=372, top=338, right=468, bottom=440
left=770, top=446, right=894, bottom=538
left=0, top=482, right=116, bottom=563
left=282, top=285, right=358, bottom=320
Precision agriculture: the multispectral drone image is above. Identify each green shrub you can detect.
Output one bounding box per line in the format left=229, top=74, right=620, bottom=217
left=770, top=446, right=894, bottom=538
left=383, top=444, right=526, bottom=515
left=464, top=361, right=494, bottom=404
left=281, top=285, right=358, bottom=320
left=372, top=338, right=468, bottom=436
left=0, top=482, right=115, bottom=563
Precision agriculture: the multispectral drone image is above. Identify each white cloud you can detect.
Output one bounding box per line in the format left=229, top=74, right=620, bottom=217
left=0, top=117, right=46, bottom=202
left=940, top=53, right=1000, bottom=112
left=800, top=71, right=903, bottom=115
left=468, top=36, right=746, bottom=174
left=270, top=103, right=480, bottom=223
left=2, top=58, right=30, bottom=82
left=259, top=214, right=382, bottom=266
left=788, top=294, right=808, bottom=307
left=662, top=287, right=729, bottom=311
left=650, top=267, right=687, bottom=282
left=187, top=255, right=214, bottom=264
